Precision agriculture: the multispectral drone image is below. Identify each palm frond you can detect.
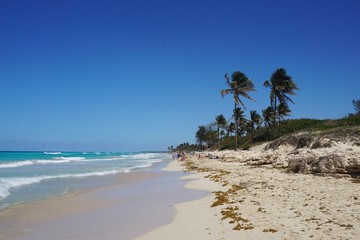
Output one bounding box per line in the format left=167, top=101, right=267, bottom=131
left=283, top=94, right=295, bottom=104
left=239, top=92, right=255, bottom=102
left=263, top=80, right=271, bottom=88
left=220, top=89, right=233, bottom=98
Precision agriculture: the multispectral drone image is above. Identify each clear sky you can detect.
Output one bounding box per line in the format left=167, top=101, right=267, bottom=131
left=1, top=0, right=359, bottom=151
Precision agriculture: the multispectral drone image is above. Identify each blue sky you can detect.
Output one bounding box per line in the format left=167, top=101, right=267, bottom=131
left=1, top=0, right=359, bottom=151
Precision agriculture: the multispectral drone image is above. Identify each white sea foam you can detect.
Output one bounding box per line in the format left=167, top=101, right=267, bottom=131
left=132, top=153, right=159, bottom=159
left=52, top=157, right=86, bottom=161
left=0, top=170, right=120, bottom=199
left=0, top=176, right=45, bottom=198
left=44, top=152, right=62, bottom=155
left=0, top=160, right=34, bottom=168
left=0, top=157, right=87, bottom=168
left=0, top=153, right=166, bottom=169
left=0, top=153, right=170, bottom=201
left=132, top=163, right=152, bottom=169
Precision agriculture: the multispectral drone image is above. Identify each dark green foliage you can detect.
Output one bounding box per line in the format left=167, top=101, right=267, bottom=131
left=248, top=110, right=262, bottom=142
left=175, top=143, right=203, bottom=152
left=215, top=114, right=227, bottom=147
left=195, top=124, right=218, bottom=149
left=176, top=115, right=360, bottom=152
left=335, top=114, right=360, bottom=127
left=278, top=119, right=322, bottom=134
left=195, top=125, right=207, bottom=146
left=219, top=138, right=237, bottom=150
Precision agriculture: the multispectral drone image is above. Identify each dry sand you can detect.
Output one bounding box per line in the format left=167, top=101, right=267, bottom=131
left=137, top=140, right=360, bottom=240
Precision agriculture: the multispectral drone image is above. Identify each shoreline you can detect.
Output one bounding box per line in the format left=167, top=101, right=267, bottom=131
left=2, top=148, right=359, bottom=239
left=0, top=159, right=208, bottom=240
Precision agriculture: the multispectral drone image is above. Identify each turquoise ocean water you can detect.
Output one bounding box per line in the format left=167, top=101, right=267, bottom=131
left=0, top=151, right=170, bottom=210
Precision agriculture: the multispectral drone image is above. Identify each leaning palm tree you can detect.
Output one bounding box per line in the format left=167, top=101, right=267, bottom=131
left=248, top=110, right=262, bottom=142
left=215, top=114, right=227, bottom=147
left=221, top=71, right=255, bottom=148
left=264, top=68, right=298, bottom=138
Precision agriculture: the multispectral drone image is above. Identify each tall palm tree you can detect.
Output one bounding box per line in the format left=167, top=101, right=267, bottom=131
left=215, top=114, right=227, bottom=147
left=248, top=110, right=262, bottom=142
left=221, top=71, right=255, bottom=148
left=264, top=68, right=298, bottom=138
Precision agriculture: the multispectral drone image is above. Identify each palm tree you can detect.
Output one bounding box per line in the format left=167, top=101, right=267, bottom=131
left=233, top=107, right=247, bottom=137
left=278, top=103, right=291, bottom=121
left=248, top=110, right=262, bottom=142
left=221, top=71, right=255, bottom=147
left=215, top=114, right=227, bottom=147
left=264, top=68, right=298, bottom=138
left=195, top=125, right=207, bottom=148
left=262, top=106, right=274, bottom=140
left=277, top=103, right=291, bottom=134
left=227, top=122, right=235, bottom=137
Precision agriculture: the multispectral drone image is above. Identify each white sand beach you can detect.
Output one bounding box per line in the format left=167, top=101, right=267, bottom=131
left=138, top=135, right=360, bottom=240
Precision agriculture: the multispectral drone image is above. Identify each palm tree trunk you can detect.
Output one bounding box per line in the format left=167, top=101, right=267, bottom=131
left=234, top=103, right=238, bottom=148
left=273, top=97, right=277, bottom=139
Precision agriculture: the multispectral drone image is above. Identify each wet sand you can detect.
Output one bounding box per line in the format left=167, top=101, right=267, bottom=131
left=0, top=161, right=208, bottom=240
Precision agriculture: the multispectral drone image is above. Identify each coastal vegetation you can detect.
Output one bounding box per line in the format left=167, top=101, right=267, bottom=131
left=172, top=68, right=360, bottom=152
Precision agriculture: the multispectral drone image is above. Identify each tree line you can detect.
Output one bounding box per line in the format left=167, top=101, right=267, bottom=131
left=173, top=68, right=298, bottom=151
left=171, top=68, right=360, bottom=152
left=193, top=68, right=298, bottom=150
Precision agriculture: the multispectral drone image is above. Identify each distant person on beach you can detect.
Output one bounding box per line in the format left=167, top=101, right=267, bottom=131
left=180, top=152, right=185, bottom=161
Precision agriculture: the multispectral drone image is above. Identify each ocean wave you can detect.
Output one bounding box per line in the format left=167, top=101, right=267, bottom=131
left=0, top=153, right=168, bottom=169
left=131, top=153, right=163, bottom=160
left=0, top=156, right=130, bottom=169
left=131, top=162, right=152, bottom=169
left=0, top=157, right=87, bottom=168
left=0, top=160, right=34, bottom=168
left=44, top=152, right=62, bottom=155
left=0, top=170, right=121, bottom=198
left=52, top=157, right=86, bottom=161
